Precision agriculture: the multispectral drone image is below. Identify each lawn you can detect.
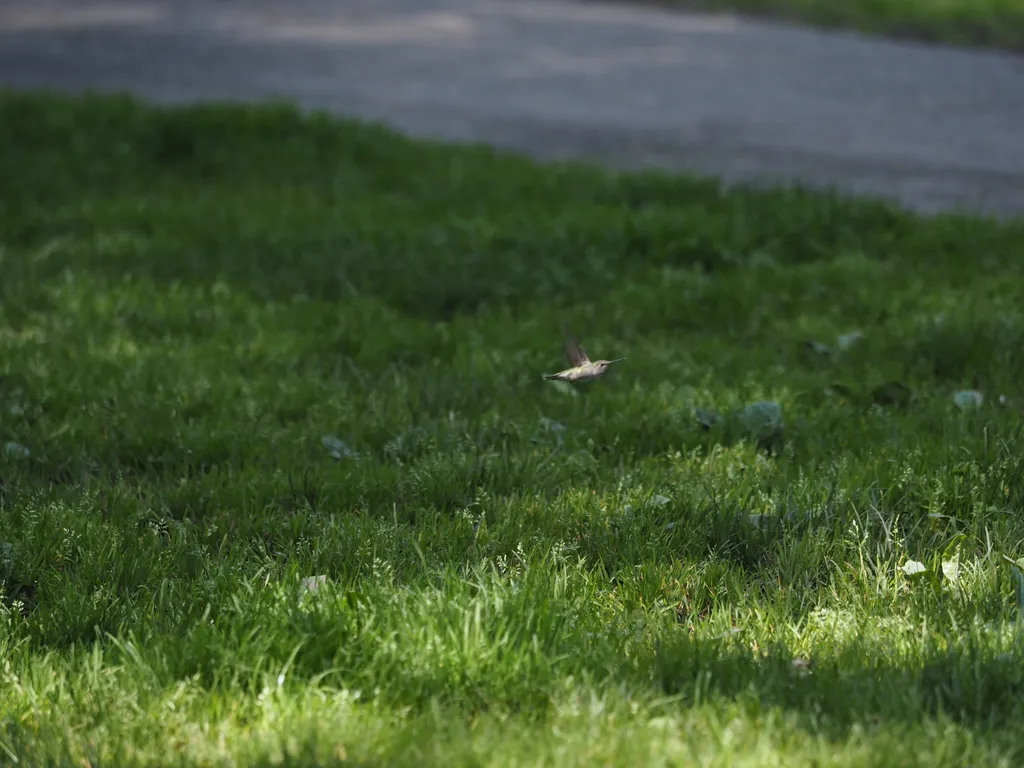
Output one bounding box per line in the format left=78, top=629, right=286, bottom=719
left=651, top=0, right=1024, bottom=51
left=2, top=90, right=1024, bottom=766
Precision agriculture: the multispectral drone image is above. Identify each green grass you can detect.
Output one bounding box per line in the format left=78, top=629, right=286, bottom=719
left=2, top=90, right=1024, bottom=766
left=652, top=0, right=1024, bottom=51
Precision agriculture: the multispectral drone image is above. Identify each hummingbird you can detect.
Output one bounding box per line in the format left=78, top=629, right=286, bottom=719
left=543, top=326, right=626, bottom=384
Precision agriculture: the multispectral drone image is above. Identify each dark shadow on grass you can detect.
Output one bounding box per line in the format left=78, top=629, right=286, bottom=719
left=654, top=628, right=1024, bottom=733
left=2, top=92, right=1022, bottom=326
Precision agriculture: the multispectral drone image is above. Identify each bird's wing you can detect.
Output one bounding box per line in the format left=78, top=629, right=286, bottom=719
left=562, top=325, right=589, bottom=366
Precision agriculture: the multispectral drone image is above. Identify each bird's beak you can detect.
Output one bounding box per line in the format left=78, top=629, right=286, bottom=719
left=608, top=358, right=626, bottom=364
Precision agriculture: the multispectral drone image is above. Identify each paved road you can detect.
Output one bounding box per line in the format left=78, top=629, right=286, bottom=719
left=2, top=0, right=1023, bottom=216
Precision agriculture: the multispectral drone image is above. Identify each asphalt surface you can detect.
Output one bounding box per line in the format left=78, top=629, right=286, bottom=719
left=2, top=0, right=1023, bottom=216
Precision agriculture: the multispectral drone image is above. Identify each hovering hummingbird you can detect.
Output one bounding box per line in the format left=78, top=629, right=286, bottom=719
left=543, top=326, right=626, bottom=384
